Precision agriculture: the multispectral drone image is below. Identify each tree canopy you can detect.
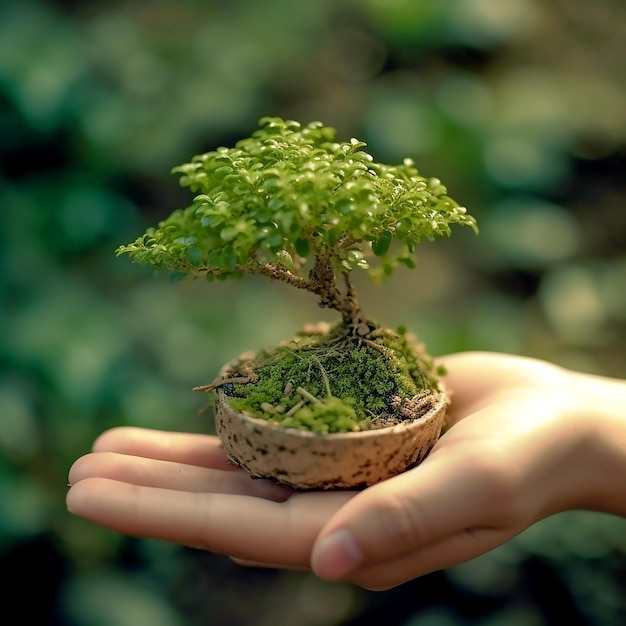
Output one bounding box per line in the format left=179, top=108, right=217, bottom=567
left=117, top=117, right=477, bottom=322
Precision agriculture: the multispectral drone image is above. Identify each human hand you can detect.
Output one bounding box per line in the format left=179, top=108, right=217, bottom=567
left=67, top=352, right=626, bottom=589
left=66, top=425, right=354, bottom=569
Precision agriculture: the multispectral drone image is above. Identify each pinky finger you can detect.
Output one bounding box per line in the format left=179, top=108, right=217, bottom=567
left=230, top=557, right=310, bottom=572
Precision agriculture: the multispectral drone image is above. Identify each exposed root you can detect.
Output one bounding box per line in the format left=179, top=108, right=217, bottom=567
left=391, top=388, right=436, bottom=419
left=193, top=375, right=256, bottom=393
left=296, top=386, right=323, bottom=406
left=285, top=399, right=306, bottom=417
left=361, top=338, right=391, bottom=354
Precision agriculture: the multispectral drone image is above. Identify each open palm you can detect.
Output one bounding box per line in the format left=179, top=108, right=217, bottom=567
left=67, top=351, right=622, bottom=590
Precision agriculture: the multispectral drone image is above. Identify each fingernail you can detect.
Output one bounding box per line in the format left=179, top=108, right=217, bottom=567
left=312, top=529, right=364, bottom=579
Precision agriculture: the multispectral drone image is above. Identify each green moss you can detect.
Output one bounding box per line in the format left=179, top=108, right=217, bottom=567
left=219, top=322, right=441, bottom=433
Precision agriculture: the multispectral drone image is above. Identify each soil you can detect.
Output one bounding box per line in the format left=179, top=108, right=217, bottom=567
left=195, top=320, right=444, bottom=434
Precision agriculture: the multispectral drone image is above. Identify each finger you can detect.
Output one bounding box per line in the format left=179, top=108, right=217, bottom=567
left=311, top=440, right=526, bottom=580
left=230, top=557, right=310, bottom=572
left=347, top=525, right=521, bottom=591
left=67, top=478, right=354, bottom=567
left=438, top=352, right=562, bottom=426
left=93, top=427, right=234, bottom=471
left=68, top=452, right=292, bottom=502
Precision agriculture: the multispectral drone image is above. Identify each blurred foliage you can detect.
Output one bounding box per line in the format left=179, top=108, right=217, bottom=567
left=1, top=0, right=625, bottom=624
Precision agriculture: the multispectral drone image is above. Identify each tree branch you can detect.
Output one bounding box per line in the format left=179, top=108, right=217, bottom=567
left=248, top=261, right=313, bottom=291
left=189, top=250, right=364, bottom=325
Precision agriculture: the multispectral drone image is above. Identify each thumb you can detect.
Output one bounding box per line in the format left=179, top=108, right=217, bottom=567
left=310, top=449, right=509, bottom=580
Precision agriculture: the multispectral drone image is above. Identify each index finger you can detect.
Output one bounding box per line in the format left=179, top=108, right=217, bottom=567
left=438, top=352, right=564, bottom=425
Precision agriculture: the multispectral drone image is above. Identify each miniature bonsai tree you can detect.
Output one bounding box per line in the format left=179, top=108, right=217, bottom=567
left=117, top=116, right=477, bottom=445
left=118, top=117, right=477, bottom=328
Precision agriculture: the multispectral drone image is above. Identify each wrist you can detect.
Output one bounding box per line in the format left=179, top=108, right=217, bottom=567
left=570, top=370, right=626, bottom=517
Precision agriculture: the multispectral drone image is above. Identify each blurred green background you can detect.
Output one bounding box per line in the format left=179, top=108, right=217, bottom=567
left=2, top=0, right=625, bottom=624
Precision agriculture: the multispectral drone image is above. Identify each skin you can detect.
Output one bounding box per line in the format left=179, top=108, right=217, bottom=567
left=66, top=352, right=626, bottom=591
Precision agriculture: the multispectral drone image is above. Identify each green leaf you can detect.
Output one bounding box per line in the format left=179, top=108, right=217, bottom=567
left=220, top=226, right=238, bottom=241
left=265, top=231, right=284, bottom=250
left=169, top=270, right=186, bottom=283
left=184, top=245, right=203, bottom=267
left=327, top=228, right=342, bottom=247
left=295, top=238, right=310, bottom=258
left=334, top=198, right=354, bottom=215
left=275, top=250, right=295, bottom=269
left=372, top=230, right=392, bottom=256
left=222, top=249, right=238, bottom=271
